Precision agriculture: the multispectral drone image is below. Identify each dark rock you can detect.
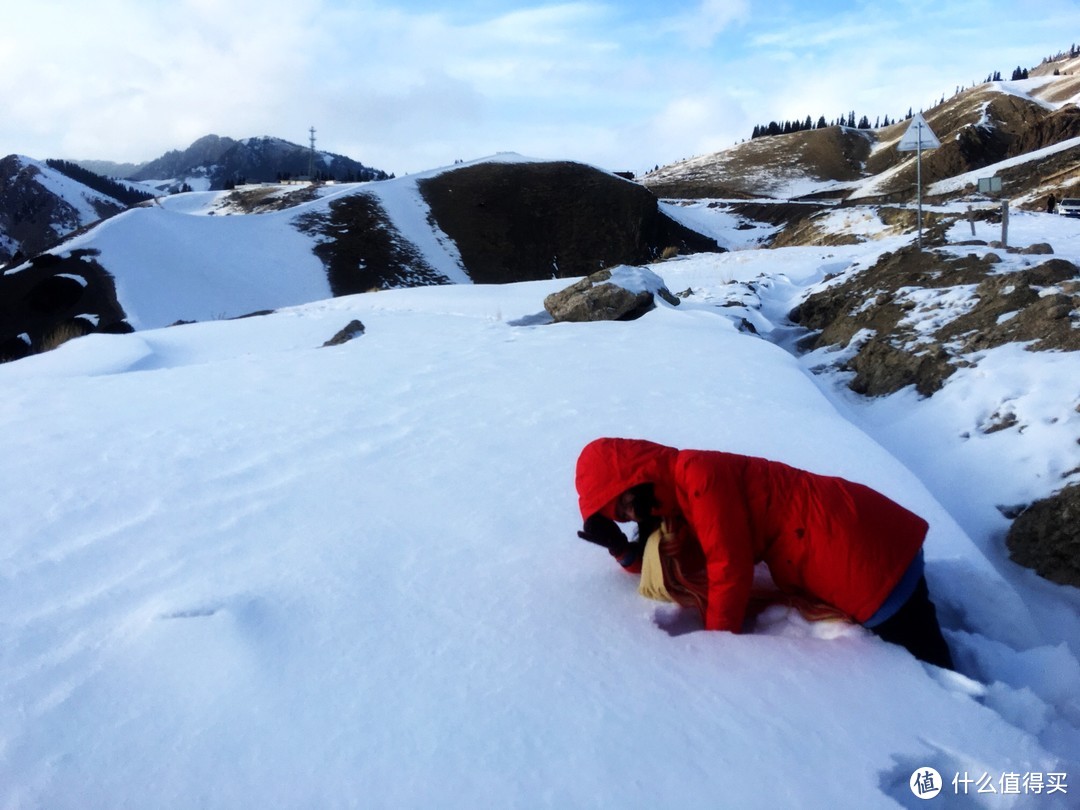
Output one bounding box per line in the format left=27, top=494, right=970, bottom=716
left=544, top=267, right=677, bottom=323
left=1006, top=483, right=1080, bottom=588
left=0, top=334, right=31, bottom=362
left=0, top=248, right=127, bottom=362
left=323, top=319, right=367, bottom=347
left=25, top=274, right=85, bottom=314
left=545, top=275, right=653, bottom=323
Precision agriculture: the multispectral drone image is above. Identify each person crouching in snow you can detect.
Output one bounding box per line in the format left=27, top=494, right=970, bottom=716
left=575, top=437, right=954, bottom=669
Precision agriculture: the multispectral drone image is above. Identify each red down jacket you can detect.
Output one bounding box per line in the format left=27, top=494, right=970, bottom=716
left=575, top=437, right=928, bottom=631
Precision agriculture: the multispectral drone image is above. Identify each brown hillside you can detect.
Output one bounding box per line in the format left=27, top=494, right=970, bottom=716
left=418, top=161, right=720, bottom=283
left=646, top=65, right=1080, bottom=206
left=644, top=127, right=872, bottom=200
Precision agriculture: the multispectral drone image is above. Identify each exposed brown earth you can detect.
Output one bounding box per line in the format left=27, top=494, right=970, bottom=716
left=790, top=244, right=1080, bottom=397
left=418, top=161, right=720, bottom=283
left=295, top=194, right=446, bottom=295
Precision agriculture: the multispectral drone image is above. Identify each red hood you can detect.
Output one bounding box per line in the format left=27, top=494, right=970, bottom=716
left=575, top=437, right=680, bottom=520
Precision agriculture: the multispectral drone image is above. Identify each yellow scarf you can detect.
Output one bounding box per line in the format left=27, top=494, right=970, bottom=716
left=638, top=526, right=674, bottom=603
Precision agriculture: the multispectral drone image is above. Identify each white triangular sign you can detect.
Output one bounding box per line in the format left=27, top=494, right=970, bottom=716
left=897, top=113, right=941, bottom=151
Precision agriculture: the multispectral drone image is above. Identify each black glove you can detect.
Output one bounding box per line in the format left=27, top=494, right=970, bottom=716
left=577, top=515, right=629, bottom=557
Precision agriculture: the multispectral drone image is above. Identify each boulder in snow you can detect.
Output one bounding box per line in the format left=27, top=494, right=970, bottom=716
left=1006, top=482, right=1080, bottom=588
left=543, top=266, right=678, bottom=323
left=322, top=319, right=367, bottom=347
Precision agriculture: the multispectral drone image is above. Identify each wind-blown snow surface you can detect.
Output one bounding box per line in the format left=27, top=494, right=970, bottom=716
left=2, top=204, right=1079, bottom=808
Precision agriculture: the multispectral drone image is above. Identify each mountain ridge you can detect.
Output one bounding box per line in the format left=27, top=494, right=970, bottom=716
left=644, top=52, right=1080, bottom=206
left=120, top=133, right=392, bottom=192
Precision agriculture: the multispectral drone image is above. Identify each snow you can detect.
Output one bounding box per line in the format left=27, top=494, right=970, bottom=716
left=2, top=166, right=1080, bottom=808
left=365, top=177, right=471, bottom=285
left=994, top=78, right=1061, bottom=111
left=59, top=202, right=333, bottom=330
left=660, top=199, right=783, bottom=250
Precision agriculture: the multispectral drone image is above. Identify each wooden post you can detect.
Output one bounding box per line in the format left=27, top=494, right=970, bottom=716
left=1001, top=201, right=1009, bottom=248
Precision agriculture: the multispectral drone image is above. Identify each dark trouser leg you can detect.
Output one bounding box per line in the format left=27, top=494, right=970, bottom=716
left=870, top=577, right=954, bottom=670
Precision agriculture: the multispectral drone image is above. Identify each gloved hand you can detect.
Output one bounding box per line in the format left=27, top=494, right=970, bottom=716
left=577, top=515, right=629, bottom=557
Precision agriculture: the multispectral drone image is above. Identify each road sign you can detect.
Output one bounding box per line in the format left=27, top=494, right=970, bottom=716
left=897, top=113, right=941, bottom=151
left=896, top=113, right=941, bottom=251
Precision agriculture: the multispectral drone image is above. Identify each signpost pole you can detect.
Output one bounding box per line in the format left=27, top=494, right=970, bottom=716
left=916, top=123, right=923, bottom=250
left=897, top=113, right=940, bottom=252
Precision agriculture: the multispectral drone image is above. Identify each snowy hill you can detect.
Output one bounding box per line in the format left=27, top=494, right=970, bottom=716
left=1, top=175, right=1079, bottom=807
left=644, top=54, right=1080, bottom=207
left=0, top=155, right=134, bottom=264
left=0, top=155, right=717, bottom=360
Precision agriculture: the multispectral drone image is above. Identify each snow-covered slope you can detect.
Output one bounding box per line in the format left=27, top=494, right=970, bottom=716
left=1, top=194, right=1078, bottom=807
left=44, top=153, right=680, bottom=330
left=62, top=193, right=335, bottom=330
left=0, top=155, right=128, bottom=261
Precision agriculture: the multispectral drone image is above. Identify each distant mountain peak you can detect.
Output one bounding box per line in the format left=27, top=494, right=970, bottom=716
left=126, top=135, right=390, bottom=191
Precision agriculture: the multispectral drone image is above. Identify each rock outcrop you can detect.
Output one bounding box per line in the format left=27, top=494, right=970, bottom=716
left=1007, top=483, right=1080, bottom=587
left=544, top=266, right=679, bottom=323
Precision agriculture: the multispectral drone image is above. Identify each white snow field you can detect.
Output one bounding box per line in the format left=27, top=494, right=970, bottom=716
left=2, top=168, right=1079, bottom=808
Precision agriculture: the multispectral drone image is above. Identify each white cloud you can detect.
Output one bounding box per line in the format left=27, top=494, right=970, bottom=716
left=664, top=0, right=750, bottom=48
left=0, top=0, right=1073, bottom=175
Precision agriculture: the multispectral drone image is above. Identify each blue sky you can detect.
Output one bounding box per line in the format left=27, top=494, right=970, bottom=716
left=1, top=0, right=1076, bottom=175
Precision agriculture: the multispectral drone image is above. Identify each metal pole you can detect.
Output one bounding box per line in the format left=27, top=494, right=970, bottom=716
left=916, top=122, right=923, bottom=251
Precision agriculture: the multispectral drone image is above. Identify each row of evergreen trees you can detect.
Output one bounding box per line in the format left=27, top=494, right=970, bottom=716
left=749, top=45, right=1080, bottom=143
left=989, top=43, right=1079, bottom=83
left=45, top=159, right=155, bottom=207
left=750, top=110, right=914, bottom=140
left=983, top=68, right=1030, bottom=82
